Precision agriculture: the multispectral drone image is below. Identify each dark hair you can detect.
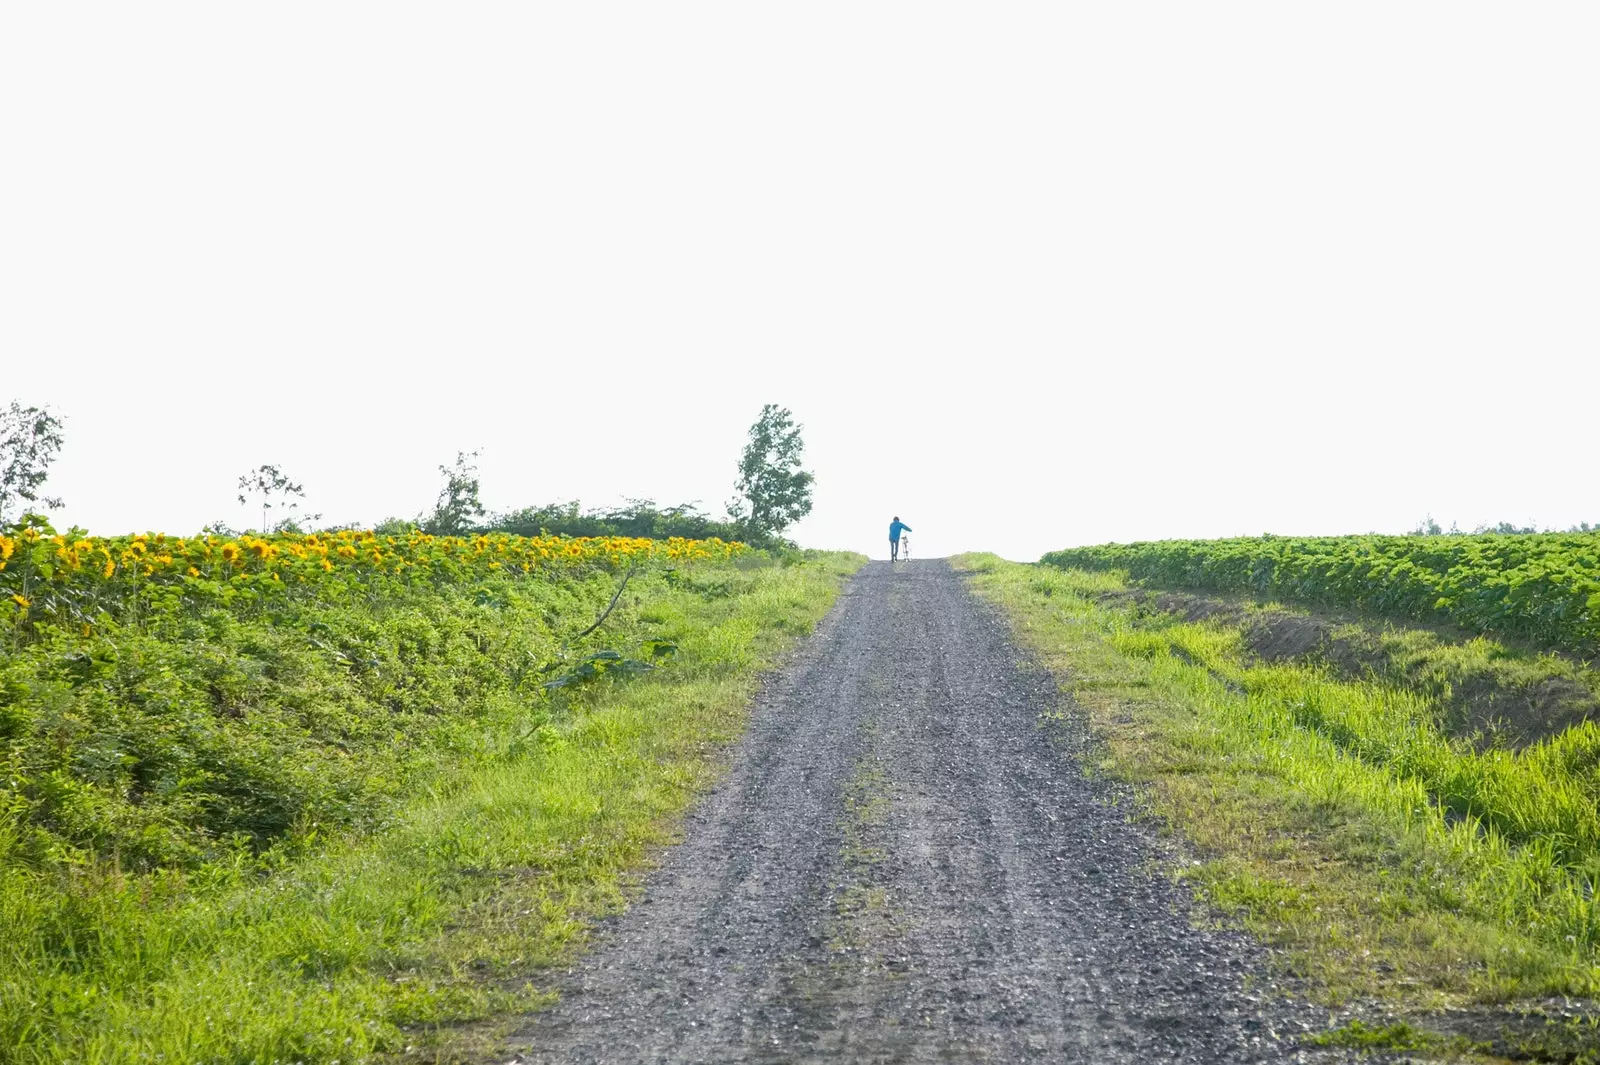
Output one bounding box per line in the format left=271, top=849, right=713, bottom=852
left=892, top=515, right=899, bottom=521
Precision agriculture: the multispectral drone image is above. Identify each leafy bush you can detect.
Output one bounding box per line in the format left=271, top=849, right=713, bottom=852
left=490, top=499, right=756, bottom=544
left=1043, top=533, right=1600, bottom=656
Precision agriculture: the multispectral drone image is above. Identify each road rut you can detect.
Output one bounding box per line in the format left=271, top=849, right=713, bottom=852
left=510, top=560, right=1340, bottom=1063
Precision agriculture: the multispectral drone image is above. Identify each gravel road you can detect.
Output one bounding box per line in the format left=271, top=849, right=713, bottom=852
left=508, top=560, right=1349, bottom=1064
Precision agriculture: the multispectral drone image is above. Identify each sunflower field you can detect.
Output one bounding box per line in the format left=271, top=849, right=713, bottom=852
left=0, top=517, right=747, bottom=876
left=0, top=519, right=742, bottom=638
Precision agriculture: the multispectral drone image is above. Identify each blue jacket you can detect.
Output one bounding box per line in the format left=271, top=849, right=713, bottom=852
left=889, top=520, right=911, bottom=541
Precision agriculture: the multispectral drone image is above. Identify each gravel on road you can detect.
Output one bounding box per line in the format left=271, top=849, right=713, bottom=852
left=508, top=560, right=1353, bottom=1064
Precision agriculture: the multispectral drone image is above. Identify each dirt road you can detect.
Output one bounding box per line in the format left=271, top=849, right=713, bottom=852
left=510, top=560, right=1342, bottom=1063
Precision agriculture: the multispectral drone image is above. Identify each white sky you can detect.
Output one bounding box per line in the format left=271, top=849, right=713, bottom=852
left=3, top=4, right=1596, bottom=562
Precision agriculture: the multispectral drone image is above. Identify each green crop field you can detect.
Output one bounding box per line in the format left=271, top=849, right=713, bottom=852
left=1043, top=532, right=1600, bottom=657
left=0, top=517, right=860, bottom=1063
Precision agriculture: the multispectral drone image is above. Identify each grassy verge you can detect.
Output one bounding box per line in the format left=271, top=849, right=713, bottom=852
left=1099, top=585, right=1600, bottom=751
left=3, top=551, right=862, bottom=1064
left=955, top=555, right=1600, bottom=1028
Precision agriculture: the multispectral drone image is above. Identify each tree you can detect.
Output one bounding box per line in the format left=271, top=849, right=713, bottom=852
left=373, top=516, right=419, bottom=536
left=236, top=464, right=310, bottom=533
left=0, top=401, right=65, bottom=523
left=727, top=404, right=814, bottom=540
left=424, top=450, right=486, bottom=534
left=1410, top=514, right=1444, bottom=536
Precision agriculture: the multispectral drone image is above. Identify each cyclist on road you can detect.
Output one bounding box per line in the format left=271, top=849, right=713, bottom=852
left=889, top=516, right=912, bottom=562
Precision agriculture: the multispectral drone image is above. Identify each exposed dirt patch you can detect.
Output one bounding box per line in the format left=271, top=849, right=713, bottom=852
left=1243, top=614, right=1336, bottom=662
left=1420, top=1000, right=1600, bottom=1062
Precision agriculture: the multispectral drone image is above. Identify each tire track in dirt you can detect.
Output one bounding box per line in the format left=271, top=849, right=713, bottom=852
left=508, top=560, right=1350, bottom=1064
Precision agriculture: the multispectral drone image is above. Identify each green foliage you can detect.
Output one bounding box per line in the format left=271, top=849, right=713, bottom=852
left=372, top=515, right=419, bottom=536
left=540, top=641, right=677, bottom=691
left=1305, top=1020, right=1449, bottom=1051
left=423, top=450, right=486, bottom=535
left=0, top=556, right=614, bottom=873
left=0, top=519, right=740, bottom=873
left=726, top=404, right=814, bottom=539
left=0, top=550, right=861, bottom=1063
left=1412, top=514, right=1449, bottom=536
left=1043, top=532, right=1600, bottom=656
left=1412, top=514, right=1597, bottom=535
left=492, top=498, right=749, bottom=544
left=0, top=518, right=715, bottom=652
left=0, top=402, right=64, bottom=523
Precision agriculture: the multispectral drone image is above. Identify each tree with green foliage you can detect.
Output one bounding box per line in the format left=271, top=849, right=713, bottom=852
left=727, top=404, right=814, bottom=541
left=424, top=450, right=486, bottom=534
left=236, top=464, right=311, bottom=533
left=1411, top=514, right=1593, bottom=536
left=373, top=515, right=420, bottom=536
left=0, top=401, right=65, bottom=523
left=1410, top=515, right=1445, bottom=536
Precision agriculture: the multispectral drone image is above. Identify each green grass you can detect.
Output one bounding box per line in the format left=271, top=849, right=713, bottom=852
left=1305, top=1019, right=1466, bottom=1053
left=1112, top=585, right=1600, bottom=749
left=955, top=554, right=1600, bottom=1010
left=2, top=551, right=862, bottom=1064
